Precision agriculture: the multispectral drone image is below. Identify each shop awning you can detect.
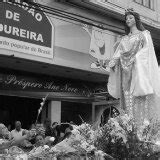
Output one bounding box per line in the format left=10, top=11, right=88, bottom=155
left=0, top=90, right=98, bottom=103
left=0, top=70, right=109, bottom=102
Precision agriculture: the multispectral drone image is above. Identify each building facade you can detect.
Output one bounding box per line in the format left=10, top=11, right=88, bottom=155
left=0, top=0, right=159, bottom=128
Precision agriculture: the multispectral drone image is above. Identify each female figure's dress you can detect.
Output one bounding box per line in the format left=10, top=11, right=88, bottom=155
left=108, top=30, right=160, bottom=126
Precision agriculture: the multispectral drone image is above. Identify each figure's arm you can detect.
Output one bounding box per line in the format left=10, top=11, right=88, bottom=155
left=109, top=40, right=122, bottom=68
left=135, top=30, right=149, bottom=58
left=120, top=32, right=147, bottom=61
left=11, top=130, right=35, bottom=146
left=11, top=135, right=28, bottom=145
left=131, top=30, right=154, bottom=96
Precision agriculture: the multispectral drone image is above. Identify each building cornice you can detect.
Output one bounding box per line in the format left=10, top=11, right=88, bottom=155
left=92, top=1, right=160, bottom=30
left=67, top=1, right=160, bottom=31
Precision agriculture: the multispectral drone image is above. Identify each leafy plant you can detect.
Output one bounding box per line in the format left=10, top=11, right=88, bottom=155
left=94, top=114, right=160, bottom=159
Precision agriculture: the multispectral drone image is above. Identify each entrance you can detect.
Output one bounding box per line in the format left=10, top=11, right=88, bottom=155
left=61, top=101, right=92, bottom=125
left=0, top=95, right=41, bottom=130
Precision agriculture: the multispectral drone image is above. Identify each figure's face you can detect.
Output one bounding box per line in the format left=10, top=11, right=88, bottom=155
left=35, top=135, right=44, bottom=147
left=15, top=122, right=21, bottom=131
left=126, top=14, right=136, bottom=28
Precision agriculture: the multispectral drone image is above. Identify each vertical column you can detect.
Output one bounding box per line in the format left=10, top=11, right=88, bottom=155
left=48, top=101, right=61, bottom=124
left=92, top=103, right=95, bottom=124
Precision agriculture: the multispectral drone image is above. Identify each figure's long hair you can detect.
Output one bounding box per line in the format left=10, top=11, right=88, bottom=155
left=124, top=10, right=145, bottom=35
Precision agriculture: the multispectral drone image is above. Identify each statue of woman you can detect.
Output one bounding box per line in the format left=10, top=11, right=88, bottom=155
left=108, top=8, right=160, bottom=126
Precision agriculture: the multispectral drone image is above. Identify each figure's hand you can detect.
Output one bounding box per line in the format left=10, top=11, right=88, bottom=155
left=109, top=60, right=115, bottom=68
left=109, top=59, right=119, bottom=72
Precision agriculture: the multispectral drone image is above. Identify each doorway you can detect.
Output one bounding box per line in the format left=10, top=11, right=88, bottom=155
left=61, top=101, right=92, bottom=125
left=0, top=95, right=41, bottom=130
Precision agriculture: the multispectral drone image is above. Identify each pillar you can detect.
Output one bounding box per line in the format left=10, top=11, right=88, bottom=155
left=48, top=101, right=61, bottom=124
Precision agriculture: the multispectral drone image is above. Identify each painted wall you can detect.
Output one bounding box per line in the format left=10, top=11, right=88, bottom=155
left=0, top=0, right=119, bottom=75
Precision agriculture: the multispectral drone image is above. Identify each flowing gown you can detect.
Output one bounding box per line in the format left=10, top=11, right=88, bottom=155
left=108, top=30, right=160, bottom=127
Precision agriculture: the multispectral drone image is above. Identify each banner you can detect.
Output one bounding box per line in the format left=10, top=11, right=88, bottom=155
left=0, top=72, right=108, bottom=97
left=86, top=26, right=115, bottom=72
left=0, top=0, right=54, bottom=59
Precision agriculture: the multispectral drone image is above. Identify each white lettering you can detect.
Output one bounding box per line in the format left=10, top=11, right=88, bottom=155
left=15, top=0, right=21, bottom=7
left=6, top=10, right=13, bottom=19
left=0, top=24, right=44, bottom=42
left=6, top=1, right=12, bottom=5
left=0, top=24, right=3, bottom=32
left=35, top=13, right=42, bottom=22
left=14, top=12, right=20, bottom=21
left=4, top=0, right=43, bottom=22
left=4, top=25, right=11, bottom=34
left=37, top=34, right=43, bottom=42
left=21, top=2, right=29, bottom=10
left=15, top=0, right=21, bottom=4
left=20, top=29, right=26, bottom=38
left=26, top=30, right=30, bottom=39
left=30, top=32, right=36, bottom=41
left=28, top=8, right=35, bottom=17
left=6, top=10, right=20, bottom=21
left=12, top=27, right=19, bottom=36
left=5, top=75, right=16, bottom=84
left=26, top=4, right=43, bottom=22
left=5, top=75, right=43, bottom=89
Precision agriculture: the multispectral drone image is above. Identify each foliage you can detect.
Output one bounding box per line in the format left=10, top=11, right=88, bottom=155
left=3, top=115, right=160, bottom=159
left=94, top=114, right=160, bottom=159
left=68, top=123, right=96, bottom=154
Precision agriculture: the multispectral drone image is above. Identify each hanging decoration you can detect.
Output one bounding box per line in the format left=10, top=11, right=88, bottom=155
left=36, top=94, right=49, bottom=123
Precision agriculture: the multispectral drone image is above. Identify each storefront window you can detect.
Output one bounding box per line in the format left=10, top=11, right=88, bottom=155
left=134, top=0, right=154, bottom=10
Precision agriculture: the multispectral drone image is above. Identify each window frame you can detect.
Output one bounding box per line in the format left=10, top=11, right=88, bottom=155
left=133, top=0, right=154, bottom=10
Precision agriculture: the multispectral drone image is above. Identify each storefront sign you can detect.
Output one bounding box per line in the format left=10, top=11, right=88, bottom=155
left=0, top=0, right=54, bottom=59
left=0, top=73, right=107, bottom=97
